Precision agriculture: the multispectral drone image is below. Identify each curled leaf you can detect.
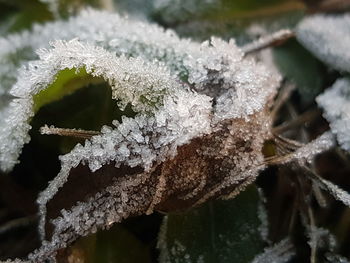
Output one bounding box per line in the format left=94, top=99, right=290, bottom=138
left=0, top=9, right=280, bottom=172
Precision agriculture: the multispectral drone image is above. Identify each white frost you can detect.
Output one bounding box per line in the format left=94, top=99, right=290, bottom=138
left=317, top=78, right=350, bottom=152
left=25, top=40, right=213, bottom=239
left=251, top=238, right=295, bottom=263
left=0, top=9, right=279, bottom=172
left=296, top=14, right=350, bottom=73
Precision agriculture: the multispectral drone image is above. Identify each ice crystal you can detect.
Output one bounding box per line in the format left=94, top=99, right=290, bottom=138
left=296, top=14, right=350, bottom=73
left=0, top=9, right=279, bottom=99
left=0, top=9, right=280, bottom=172
left=317, top=78, right=350, bottom=152
left=251, top=238, right=295, bottom=263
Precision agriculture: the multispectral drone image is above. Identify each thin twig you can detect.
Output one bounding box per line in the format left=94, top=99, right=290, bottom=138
left=40, top=125, right=100, bottom=139
left=308, top=207, right=317, bottom=263
left=272, top=109, right=320, bottom=134
left=0, top=215, right=37, bottom=235
left=242, top=29, right=295, bottom=54
left=271, top=83, right=296, bottom=121
left=273, top=133, right=305, bottom=149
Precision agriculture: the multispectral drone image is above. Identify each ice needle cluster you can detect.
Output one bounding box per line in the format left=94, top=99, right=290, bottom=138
left=0, top=9, right=281, bottom=261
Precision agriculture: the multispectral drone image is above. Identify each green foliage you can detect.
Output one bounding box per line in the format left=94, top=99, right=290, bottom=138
left=94, top=224, right=152, bottom=263
left=159, top=186, right=264, bottom=263
left=273, top=39, right=326, bottom=103
left=0, top=0, right=52, bottom=33
left=33, top=68, right=104, bottom=113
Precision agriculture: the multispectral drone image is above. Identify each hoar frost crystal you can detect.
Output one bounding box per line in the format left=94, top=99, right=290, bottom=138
left=0, top=9, right=283, bottom=262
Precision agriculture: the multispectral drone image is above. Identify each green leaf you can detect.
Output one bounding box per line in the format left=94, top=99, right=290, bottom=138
left=151, top=0, right=304, bottom=27
left=0, top=0, right=52, bottom=33
left=31, top=81, right=136, bottom=154
left=273, top=39, right=326, bottom=103
left=94, top=224, right=151, bottom=263
left=158, top=185, right=264, bottom=263
left=66, top=224, right=151, bottom=263
left=33, top=68, right=104, bottom=113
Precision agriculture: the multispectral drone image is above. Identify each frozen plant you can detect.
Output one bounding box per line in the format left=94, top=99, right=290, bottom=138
left=1, top=3, right=350, bottom=263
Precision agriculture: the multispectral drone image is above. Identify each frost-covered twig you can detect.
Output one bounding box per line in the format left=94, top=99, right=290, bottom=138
left=40, top=125, right=100, bottom=139
left=242, top=29, right=295, bottom=54
left=304, top=167, right=350, bottom=208
left=251, top=238, right=295, bottom=263
left=265, top=131, right=335, bottom=165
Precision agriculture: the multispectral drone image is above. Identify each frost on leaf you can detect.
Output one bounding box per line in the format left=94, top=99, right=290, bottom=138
left=0, top=9, right=280, bottom=172
left=0, top=10, right=281, bottom=261
left=296, top=14, right=350, bottom=73
left=33, top=107, right=272, bottom=261
left=317, top=78, right=350, bottom=152
left=1, top=38, right=209, bottom=172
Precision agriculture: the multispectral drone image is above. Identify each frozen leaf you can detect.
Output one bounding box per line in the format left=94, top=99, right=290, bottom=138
left=157, top=186, right=265, bottom=263
left=0, top=9, right=280, bottom=172
left=251, top=238, right=295, bottom=263
left=33, top=105, right=271, bottom=260
left=296, top=14, right=350, bottom=73
left=0, top=9, right=280, bottom=99
left=0, top=10, right=280, bottom=261
left=317, top=78, right=350, bottom=152
left=2, top=39, right=213, bottom=172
